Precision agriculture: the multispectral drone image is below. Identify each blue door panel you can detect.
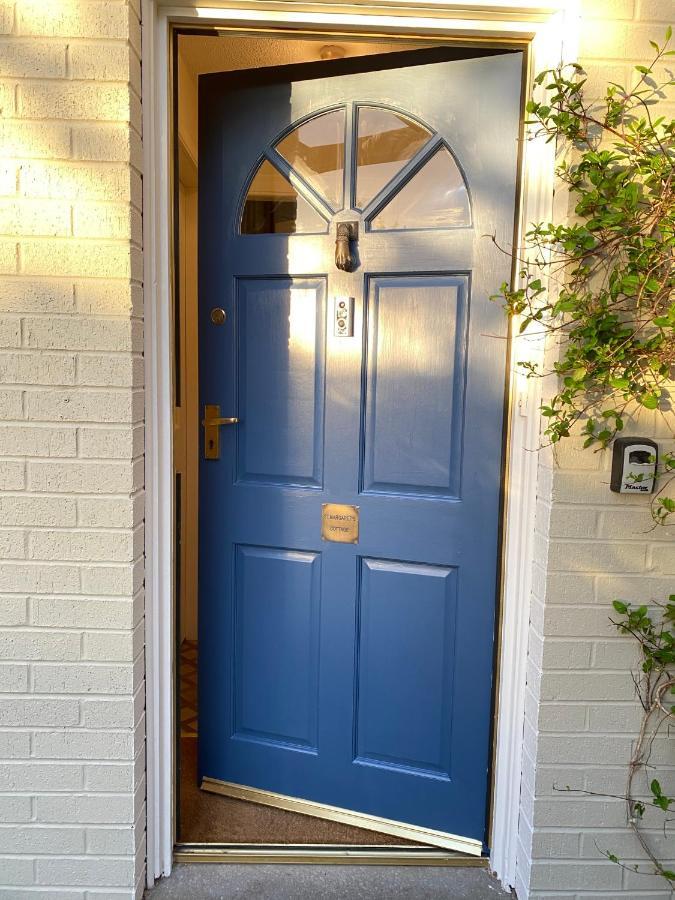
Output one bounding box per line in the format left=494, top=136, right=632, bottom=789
left=362, top=275, right=467, bottom=498
left=355, top=558, right=456, bottom=780
left=233, top=545, right=321, bottom=752
left=199, top=52, right=523, bottom=846
left=236, top=278, right=326, bottom=488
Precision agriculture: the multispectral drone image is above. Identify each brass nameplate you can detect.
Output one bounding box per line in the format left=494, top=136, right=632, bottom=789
left=321, top=503, right=359, bottom=544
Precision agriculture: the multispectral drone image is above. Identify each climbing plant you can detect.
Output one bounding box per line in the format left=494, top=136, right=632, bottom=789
left=494, top=30, right=675, bottom=525
left=493, top=31, right=675, bottom=885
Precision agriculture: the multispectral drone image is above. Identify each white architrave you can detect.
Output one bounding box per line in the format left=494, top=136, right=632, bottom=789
left=142, top=0, right=579, bottom=889
left=143, top=0, right=174, bottom=887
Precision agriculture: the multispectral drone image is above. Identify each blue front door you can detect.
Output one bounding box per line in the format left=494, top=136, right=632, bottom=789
left=198, top=52, right=522, bottom=849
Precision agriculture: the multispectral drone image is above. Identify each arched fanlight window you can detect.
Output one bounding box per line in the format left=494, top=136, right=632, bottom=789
left=275, top=108, right=346, bottom=211
left=240, top=105, right=471, bottom=234
left=241, top=160, right=328, bottom=235
left=355, top=106, right=432, bottom=210
left=370, top=146, right=471, bottom=230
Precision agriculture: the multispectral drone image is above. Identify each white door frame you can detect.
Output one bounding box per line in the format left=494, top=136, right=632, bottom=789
left=142, top=0, right=579, bottom=889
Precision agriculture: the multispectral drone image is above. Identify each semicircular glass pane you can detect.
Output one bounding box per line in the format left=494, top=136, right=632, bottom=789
left=241, top=159, right=328, bottom=235
left=356, top=106, right=432, bottom=210
left=371, top=146, right=470, bottom=231
left=275, top=109, right=345, bottom=210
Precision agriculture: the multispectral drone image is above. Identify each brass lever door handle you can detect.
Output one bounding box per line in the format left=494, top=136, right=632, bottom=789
left=203, top=404, right=238, bottom=459
left=201, top=415, right=239, bottom=427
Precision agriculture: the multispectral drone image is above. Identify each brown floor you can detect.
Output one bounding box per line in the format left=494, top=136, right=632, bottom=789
left=178, top=737, right=412, bottom=844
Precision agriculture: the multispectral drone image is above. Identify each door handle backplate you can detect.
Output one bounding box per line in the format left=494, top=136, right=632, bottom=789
left=202, top=404, right=238, bottom=460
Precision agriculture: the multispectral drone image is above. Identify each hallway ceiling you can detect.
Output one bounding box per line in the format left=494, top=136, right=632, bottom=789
left=179, top=33, right=429, bottom=77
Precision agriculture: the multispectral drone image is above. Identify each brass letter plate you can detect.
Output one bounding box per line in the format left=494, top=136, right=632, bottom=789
left=321, top=503, right=359, bottom=544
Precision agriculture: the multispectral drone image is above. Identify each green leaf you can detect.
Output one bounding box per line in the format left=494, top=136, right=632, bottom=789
left=641, top=393, right=659, bottom=410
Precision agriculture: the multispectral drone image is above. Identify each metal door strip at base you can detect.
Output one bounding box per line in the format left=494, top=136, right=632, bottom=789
left=174, top=842, right=488, bottom=865
left=200, top=777, right=483, bottom=855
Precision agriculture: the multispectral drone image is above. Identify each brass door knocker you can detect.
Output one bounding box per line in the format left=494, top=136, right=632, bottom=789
left=335, top=222, right=358, bottom=272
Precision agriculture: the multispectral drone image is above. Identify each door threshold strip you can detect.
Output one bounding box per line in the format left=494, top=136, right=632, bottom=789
left=174, top=842, right=489, bottom=866
left=200, top=777, right=483, bottom=855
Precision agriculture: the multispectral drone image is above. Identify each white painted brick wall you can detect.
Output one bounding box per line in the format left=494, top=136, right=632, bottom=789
left=516, top=4, right=675, bottom=896
left=0, top=1, right=144, bottom=898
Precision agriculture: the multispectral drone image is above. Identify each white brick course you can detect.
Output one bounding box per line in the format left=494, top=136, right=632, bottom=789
left=16, top=1, right=132, bottom=40
left=0, top=496, right=77, bottom=526
left=72, top=124, right=142, bottom=169
left=28, top=529, right=137, bottom=562
left=0, top=630, right=80, bottom=660
left=77, top=497, right=139, bottom=529
left=69, top=43, right=137, bottom=83
left=19, top=161, right=133, bottom=203
left=0, top=562, right=79, bottom=593
left=33, top=730, right=134, bottom=760
left=76, top=353, right=143, bottom=388
left=0, top=352, right=76, bottom=385
left=0, top=240, right=18, bottom=274
left=0, top=731, right=30, bottom=757
left=37, top=795, right=135, bottom=825
left=78, top=426, right=142, bottom=460
left=24, top=317, right=141, bottom=353
left=0, top=389, right=25, bottom=422
left=20, top=240, right=137, bottom=280
left=0, top=40, right=66, bottom=79
left=84, top=761, right=137, bottom=793
left=0, top=199, right=71, bottom=236
left=0, top=825, right=85, bottom=854
left=0, top=857, right=33, bottom=886
left=35, top=857, right=135, bottom=888
left=0, top=84, right=15, bottom=120
left=86, top=825, right=136, bottom=856
left=0, top=698, right=79, bottom=727
left=0, top=664, right=28, bottom=692
left=0, top=2, right=13, bottom=34
left=0, top=317, right=21, bottom=347
left=0, top=596, right=27, bottom=625
left=0, top=795, right=32, bottom=822
left=80, top=698, right=135, bottom=729
left=73, top=203, right=142, bottom=242
left=27, top=460, right=141, bottom=494
left=80, top=561, right=144, bottom=596
left=0, top=280, right=73, bottom=314
left=0, top=762, right=82, bottom=791
left=33, top=664, right=135, bottom=695
left=0, top=121, right=72, bottom=161
left=0, top=459, right=25, bottom=488
left=32, top=597, right=139, bottom=630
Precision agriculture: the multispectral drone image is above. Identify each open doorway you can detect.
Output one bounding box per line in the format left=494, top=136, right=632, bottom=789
left=174, top=29, right=523, bottom=857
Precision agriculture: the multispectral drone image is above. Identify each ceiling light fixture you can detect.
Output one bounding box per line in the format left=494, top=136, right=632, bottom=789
left=319, top=44, right=346, bottom=60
